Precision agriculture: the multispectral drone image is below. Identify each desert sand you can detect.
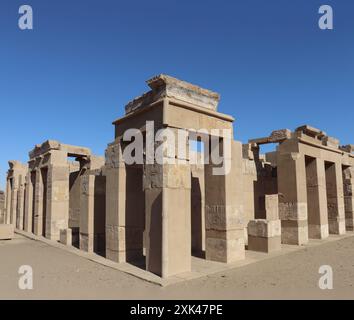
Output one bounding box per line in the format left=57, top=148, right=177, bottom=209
left=0, top=234, right=353, bottom=300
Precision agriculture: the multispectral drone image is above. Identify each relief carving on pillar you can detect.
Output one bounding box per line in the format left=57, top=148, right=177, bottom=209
left=81, top=175, right=89, bottom=196
left=205, top=205, right=244, bottom=230
left=279, top=202, right=307, bottom=220
left=105, top=144, right=123, bottom=169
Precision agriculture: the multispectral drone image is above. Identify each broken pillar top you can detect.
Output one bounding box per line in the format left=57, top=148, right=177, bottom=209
left=8, top=160, right=28, bottom=171
left=322, top=136, right=340, bottom=148
left=29, top=140, right=92, bottom=159
left=296, top=125, right=344, bottom=148
left=125, top=74, right=220, bottom=115
left=340, top=144, right=354, bottom=154
left=295, top=125, right=327, bottom=139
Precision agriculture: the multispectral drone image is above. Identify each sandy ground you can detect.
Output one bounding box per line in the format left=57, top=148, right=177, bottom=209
left=0, top=234, right=354, bottom=300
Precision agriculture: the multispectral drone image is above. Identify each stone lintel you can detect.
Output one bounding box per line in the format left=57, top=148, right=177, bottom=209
left=248, top=137, right=269, bottom=145
left=248, top=129, right=291, bottom=145
left=63, top=144, right=92, bottom=158
left=114, top=98, right=233, bottom=134
left=29, top=140, right=91, bottom=159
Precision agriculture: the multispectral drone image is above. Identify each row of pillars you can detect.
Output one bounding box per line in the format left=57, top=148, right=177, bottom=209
left=278, top=151, right=353, bottom=245
left=105, top=136, right=245, bottom=278
left=5, top=150, right=106, bottom=257
left=5, top=151, right=73, bottom=241
left=5, top=140, right=352, bottom=279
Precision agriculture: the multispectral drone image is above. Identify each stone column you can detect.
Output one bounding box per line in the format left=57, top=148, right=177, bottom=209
left=0, top=192, right=4, bottom=224
left=17, top=176, right=25, bottom=230
left=191, top=164, right=205, bottom=255
left=80, top=174, right=95, bottom=252
left=248, top=194, right=281, bottom=253
left=10, top=178, right=18, bottom=226
left=305, top=157, right=329, bottom=239
left=46, top=150, right=70, bottom=240
left=343, top=167, right=354, bottom=231
left=144, top=161, right=191, bottom=278
left=5, top=179, right=12, bottom=224
left=278, top=152, right=308, bottom=245
left=24, top=173, right=33, bottom=232
left=205, top=139, right=245, bottom=263
left=325, top=162, right=346, bottom=235
left=33, top=169, right=44, bottom=236
left=105, top=143, right=127, bottom=262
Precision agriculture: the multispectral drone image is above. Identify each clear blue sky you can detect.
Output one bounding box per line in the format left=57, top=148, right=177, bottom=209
left=0, top=0, right=353, bottom=189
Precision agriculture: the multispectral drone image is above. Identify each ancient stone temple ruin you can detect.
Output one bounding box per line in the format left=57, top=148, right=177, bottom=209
left=2, top=75, right=354, bottom=278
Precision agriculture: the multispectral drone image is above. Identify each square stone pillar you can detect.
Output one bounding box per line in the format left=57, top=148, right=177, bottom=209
left=144, top=161, right=191, bottom=278
left=305, top=157, right=329, bottom=239
left=325, top=162, right=346, bottom=235
left=205, top=140, right=245, bottom=263
left=9, top=177, right=19, bottom=226
left=45, top=151, right=70, bottom=240
left=24, top=173, right=33, bottom=233
left=278, top=152, right=308, bottom=245
left=16, top=177, right=25, bottom=230
left=248, top=220, right=281, bottom=253
left=5, top=179, right=12, bottom=224
left=343, top=167, right=354, bottom=231
left=265, top=194, right=280, bottom=220
left=60, top=228, right=72, bottom=245
left=33, top=169, right=44, bottom=236
left=0, top=224, right=14, bottom=240
left=0, top=192, right=4, bottom=224
left=191, top=164, right=206, bottom=255
left=248, top=194, right=281, bottom=253
left=105, top=143, right=127, bottom=262
left=80, top=174, right=95, bottom=252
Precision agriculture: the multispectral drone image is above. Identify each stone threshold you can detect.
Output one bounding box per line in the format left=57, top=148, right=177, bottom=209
left=14, top=229, right=354, bottom=287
